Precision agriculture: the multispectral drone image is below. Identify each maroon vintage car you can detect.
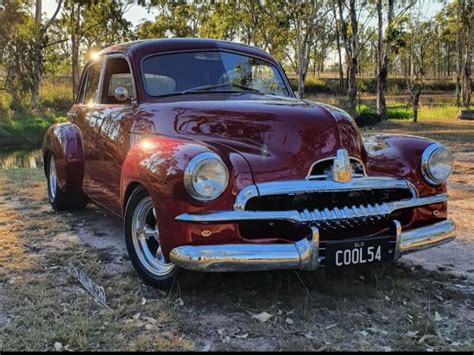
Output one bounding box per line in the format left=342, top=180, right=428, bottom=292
left=42, top=38, right=456, bottom=288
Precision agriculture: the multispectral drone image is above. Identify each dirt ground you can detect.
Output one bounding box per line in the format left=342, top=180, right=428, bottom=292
left=0, top=120, right=473, bottom=351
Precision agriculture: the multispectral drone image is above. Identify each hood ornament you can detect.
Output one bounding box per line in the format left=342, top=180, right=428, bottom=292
left=332, top=149, right=352, bottom=182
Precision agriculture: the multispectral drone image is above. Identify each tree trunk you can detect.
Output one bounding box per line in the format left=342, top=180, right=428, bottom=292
left=71, top=34, right=80, bottom=98
left=376, top=0, right=394, bottom=120
left=461, top=0, right=472, bottom=108
left=455, top=0, right=462, bottom=107
left=346, top=0, right=358, bottom=115
left=413, top=102, right=418, bottom=122
left=411, top=86, right=421, bottom=123
left=333, top=7, right=345, bottom=95
left=376, top=0, right=383, bottom=116
left=32, top=0, right=42, bottom=113
left=71, top=4, right=81, bottom=98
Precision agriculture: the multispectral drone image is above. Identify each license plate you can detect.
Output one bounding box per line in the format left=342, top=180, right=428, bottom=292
left=324, top=236, right=391, bottom=268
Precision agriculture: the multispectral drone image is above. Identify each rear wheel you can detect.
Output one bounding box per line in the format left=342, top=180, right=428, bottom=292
left=46, top=153, right=88, bottom=211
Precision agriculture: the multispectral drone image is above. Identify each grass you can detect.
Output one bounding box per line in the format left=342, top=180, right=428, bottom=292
left=0, top=169, right=196, bottom=351
left=356, top=103, right=474, bottom=121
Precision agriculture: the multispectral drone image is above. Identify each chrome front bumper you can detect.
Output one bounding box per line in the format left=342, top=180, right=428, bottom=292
left=169, top=219, right=456, bottom=272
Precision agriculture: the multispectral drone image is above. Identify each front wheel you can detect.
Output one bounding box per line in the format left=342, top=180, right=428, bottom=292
left=124, top=187, right=179, bottom=288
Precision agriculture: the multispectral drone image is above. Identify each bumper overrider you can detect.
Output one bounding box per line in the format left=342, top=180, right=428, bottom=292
left=170, top=177, right=456, bottom=272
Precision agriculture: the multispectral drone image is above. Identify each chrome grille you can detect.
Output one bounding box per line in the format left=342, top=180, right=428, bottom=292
left=298, top=202, right=391, bottom=230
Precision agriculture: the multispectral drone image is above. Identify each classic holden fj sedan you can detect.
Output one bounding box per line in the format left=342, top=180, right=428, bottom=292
left=43, top=38, right=456, bottom=288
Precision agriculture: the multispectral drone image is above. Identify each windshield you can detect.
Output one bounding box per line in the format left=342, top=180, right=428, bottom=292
left=141, top=51, right=290, bottom=97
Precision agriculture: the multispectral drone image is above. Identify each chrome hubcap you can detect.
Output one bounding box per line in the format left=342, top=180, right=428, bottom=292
left=131, top=196, right=175, bottom=276
left=49, top=157, right=57, bottom=200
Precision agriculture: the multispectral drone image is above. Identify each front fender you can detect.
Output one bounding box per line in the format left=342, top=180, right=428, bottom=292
left=42, top=123, right=84, bottom=193
left=364, top=134, right=446, bottom=197
left=120, top=135, right=253, bottom=258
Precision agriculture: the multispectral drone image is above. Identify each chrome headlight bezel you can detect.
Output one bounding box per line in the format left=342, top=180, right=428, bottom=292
left=184, top=152, right=229, bottom=202
left=421, top=143, right=453, bottom=186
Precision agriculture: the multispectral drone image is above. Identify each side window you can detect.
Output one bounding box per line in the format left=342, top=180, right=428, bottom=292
left=101, top=56, right=135, bottom=104
left=82, top=62, right=102, bottom=104
left=251, top=64, right=287, bottom=96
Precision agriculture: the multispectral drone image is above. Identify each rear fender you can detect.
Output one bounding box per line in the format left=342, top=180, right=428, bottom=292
left=42, top=123, right=84, bottom=193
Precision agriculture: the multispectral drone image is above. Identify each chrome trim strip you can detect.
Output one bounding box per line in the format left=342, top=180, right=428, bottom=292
left=233, top=177, right=416, bottom=211
left=169, top=235, right=318, bottom=272
left=400, top=219, right=456, bottom=254
left=233, top=185, right=259, bottom=211
left=257, top=177, right=411, bottom=196
left=176, top=193, right=448, bottom=225
left=169, top=219, right=456, bottom=272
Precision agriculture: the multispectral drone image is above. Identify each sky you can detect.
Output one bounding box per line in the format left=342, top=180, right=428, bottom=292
left=43, top=0, right=158, bottom=27
left=43, top=0, right=446, bottom=30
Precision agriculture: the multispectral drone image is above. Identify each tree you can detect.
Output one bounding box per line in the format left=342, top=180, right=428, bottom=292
left=284, top=0, right=329, bottom=98
left=60, top=0, right=132, bottom=96
left=198, top=0, right=241, bottom=41
left=375, top=0, right=394, bottom=119
left=459, top=0, right=472, bottom=108
left=137, top=0, right=207, bottom=38
left=376, top=0, right=417, bottom=119
left=0, top=0, right=35, bottom=109
left=401, top=19, right=435, bottom=122
left=238, top=0, right=290, bottom=61
left=332, top=4, right=346, bottom=94
left=0, top=0, right=62, bottom=111
left=337, top=0, right=360, bottom=115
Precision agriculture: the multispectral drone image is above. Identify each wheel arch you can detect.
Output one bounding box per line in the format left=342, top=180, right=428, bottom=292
left=42, top=122, right=85, bottom=193
left=122, top=181, right=143, bottom=215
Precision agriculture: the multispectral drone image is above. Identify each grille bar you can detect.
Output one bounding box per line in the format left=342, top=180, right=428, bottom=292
left=299, top=202, right=391, bottom=229
left=176, top=193, right=448, bottom=225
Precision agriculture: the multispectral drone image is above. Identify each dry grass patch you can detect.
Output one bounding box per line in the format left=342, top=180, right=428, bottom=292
left=0, top=169, right=196, bottom=351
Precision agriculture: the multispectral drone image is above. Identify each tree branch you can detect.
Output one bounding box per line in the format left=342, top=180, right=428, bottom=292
left=43, top=0, right=63, bottom=32
left=45, top=38, right=68, bottom=47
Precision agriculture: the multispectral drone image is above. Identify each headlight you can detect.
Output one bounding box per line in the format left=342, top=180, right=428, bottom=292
left=184, top=152, right=229, bottom=201
left=421, top=144, right=453, bottom=185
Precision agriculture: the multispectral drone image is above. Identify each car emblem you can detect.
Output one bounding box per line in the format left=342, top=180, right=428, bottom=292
left=332, top=149, right=352, bottom=182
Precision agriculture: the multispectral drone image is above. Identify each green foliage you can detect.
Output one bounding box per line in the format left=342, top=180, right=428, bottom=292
left=0, top=0, right=38, bottom=110
left=356, top=103, right=474, bottom=121
left=291, top=77, right=460, bottom=96
left=0, top=112, right=66, bottom=150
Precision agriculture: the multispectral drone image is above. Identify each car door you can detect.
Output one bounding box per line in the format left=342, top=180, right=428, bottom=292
left=88, top=54, right=137, bottom=215
left=70, top=55, right=136, bottom=215
left=70, top=59, right=106, bottom=206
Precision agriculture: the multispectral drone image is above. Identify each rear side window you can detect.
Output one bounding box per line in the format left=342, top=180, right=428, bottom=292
left=82, top=62, right=102, bottom=104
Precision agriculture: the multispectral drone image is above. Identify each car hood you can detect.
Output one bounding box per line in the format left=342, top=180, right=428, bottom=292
left=133, top=94, right=365, bottom=183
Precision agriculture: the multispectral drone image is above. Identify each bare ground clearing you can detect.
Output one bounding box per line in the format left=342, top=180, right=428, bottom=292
left=0, top=120, right=473, bottom=351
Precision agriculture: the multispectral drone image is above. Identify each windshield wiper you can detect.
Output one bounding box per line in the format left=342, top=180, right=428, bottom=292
left=182, top=83, right=262, bottom=94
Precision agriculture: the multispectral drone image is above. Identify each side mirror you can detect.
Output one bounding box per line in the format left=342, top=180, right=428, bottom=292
left=294, top=90, right=299, bottom=98
left=114, top=86, right=130, bottom=102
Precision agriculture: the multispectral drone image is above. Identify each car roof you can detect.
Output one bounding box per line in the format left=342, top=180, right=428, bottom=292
left=98, top=38, right=276, bottom=63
